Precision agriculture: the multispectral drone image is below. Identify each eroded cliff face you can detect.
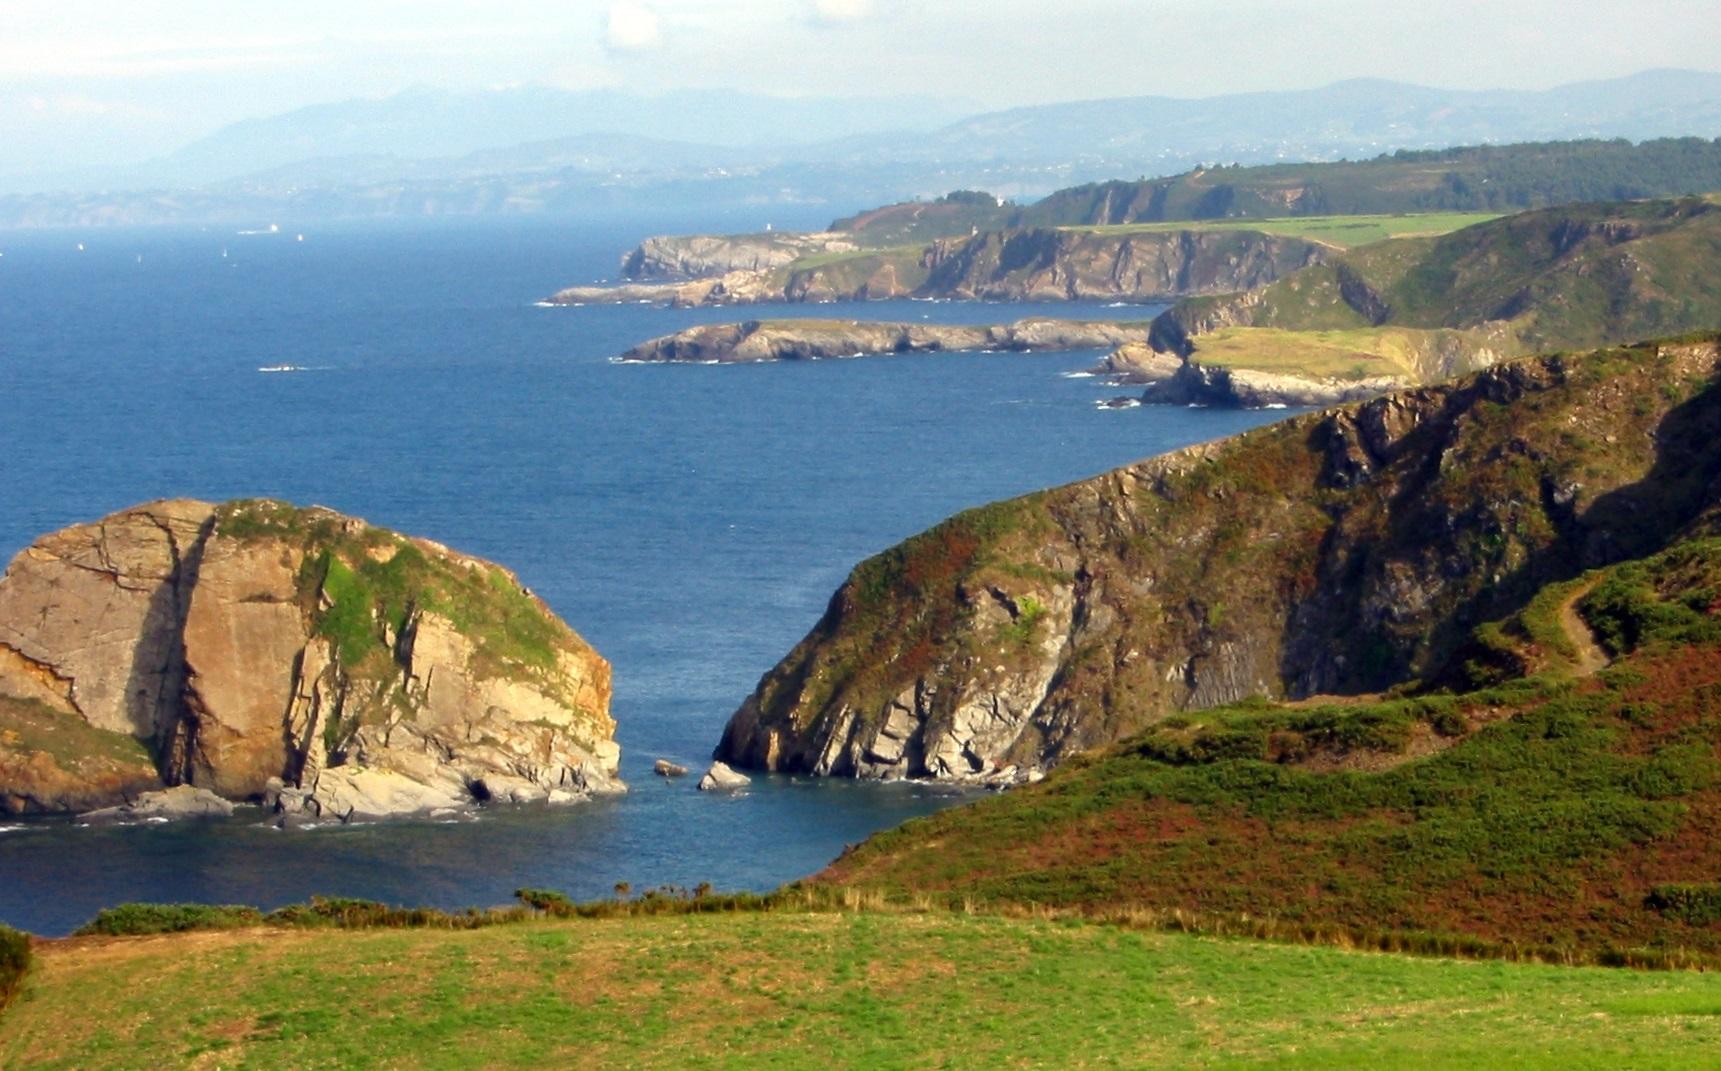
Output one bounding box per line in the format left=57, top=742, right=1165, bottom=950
left=621, top=233, right=858, bottom=281
left=549, top=228, right=1329, bottom=308
left=717, top=337, right=1721, bottom=781
left=0, top=500, right=620, bottom=818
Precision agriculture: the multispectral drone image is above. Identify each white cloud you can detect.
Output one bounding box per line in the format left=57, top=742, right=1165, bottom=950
left=605, top=3, right=664, bottom=52
left=810, top=0, right=876, bottom=23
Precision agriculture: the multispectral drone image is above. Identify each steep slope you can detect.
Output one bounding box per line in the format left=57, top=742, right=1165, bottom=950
left=716, top=336, right=1721, bottom=782
left=0, top=500, right=620, bottom=819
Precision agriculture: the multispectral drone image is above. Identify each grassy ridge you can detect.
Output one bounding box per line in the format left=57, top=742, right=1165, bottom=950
left=1070, top=211, right=1500, bottom=248
left=831, top=138, right=1721, bottom=244
left=6, top=912, right=1721, bottom=1070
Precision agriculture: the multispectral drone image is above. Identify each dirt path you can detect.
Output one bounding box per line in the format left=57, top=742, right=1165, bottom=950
left=1558, top=581, right=1611, bottom=677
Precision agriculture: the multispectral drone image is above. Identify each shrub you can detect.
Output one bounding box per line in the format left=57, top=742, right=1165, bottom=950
left=1647, top=883, right=1721, bottom=926
left=74, top=903, right=263, bottom=937
left=0, top=925, right=30, bottom=1013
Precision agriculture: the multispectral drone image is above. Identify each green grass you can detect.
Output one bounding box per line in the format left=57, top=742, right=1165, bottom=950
left=0, top=697, right=152, bottom=769
left=1067, top=212, right=1501, bottom=248
left=1179, top=326, right=1426, bottom=380
left=7, top=911, right=1721, bottom=1070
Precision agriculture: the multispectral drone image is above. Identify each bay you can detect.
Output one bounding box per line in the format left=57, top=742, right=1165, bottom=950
left=0, top=212, right=1289, bottom=935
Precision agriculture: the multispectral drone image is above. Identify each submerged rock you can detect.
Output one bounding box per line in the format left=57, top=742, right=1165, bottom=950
left=0, top=499, right=624, bottom=819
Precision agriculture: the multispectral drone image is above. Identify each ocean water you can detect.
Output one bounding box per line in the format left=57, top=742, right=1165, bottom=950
left=0, top=213, right=1290, bottom=935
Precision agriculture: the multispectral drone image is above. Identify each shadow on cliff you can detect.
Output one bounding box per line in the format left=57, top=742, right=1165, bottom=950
left=123, top=514, right=216, bottom=783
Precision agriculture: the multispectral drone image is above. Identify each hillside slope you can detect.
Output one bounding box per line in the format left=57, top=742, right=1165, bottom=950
left=717, top=336, right=1721, bottom=784
left=1123, top=198, right=1721, bottom=405
left=834, top=138, right=1721, bottom=243
left=820, top=524, right=1721, bottom=955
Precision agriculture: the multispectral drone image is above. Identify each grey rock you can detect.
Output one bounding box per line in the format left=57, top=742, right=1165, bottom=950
left=81, top=784, right=236, bottom=824
left=697, top=761, right=751, bottom=792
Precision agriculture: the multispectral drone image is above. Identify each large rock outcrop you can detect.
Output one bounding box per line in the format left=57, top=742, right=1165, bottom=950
left=716, top=335, right=1721, bottom=781
left=0, top=500, right=621, bottom=818
left=621, top=232, right=858, bottom=281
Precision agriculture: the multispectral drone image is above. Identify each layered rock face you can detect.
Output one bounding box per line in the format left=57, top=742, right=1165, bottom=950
left=548, top=228, right=1328, bottom=308
left=0, top=500, right=620, bottom=818
left=619, top=318, right=1152, bottom=364
left=716, top=336, right=1721, bottom=781
left=621, top=233, right=858, bottom=281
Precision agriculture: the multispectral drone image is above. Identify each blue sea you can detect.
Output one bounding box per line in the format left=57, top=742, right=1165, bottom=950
left=0, top=211, right=1289, bottom=935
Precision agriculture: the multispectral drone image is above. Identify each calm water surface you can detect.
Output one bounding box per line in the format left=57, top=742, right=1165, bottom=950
left=0, top=212, right=1291, bottom=934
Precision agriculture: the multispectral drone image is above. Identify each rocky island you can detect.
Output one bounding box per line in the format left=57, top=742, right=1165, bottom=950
left=619, top=317, right=1152, bottom=364
left=0, top=499, right=621, bottom=822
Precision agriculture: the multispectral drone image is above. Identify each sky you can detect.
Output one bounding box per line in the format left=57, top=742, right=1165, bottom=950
left=5, top=0, right=1721, bottom=170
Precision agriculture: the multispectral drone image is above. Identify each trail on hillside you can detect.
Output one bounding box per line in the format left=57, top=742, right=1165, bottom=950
left=1559, top=582, right=1611, bottom=676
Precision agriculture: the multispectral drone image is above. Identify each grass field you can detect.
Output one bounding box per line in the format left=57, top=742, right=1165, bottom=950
left=1066, top=212, right=1501, bottom=249
left=1180, top=327, right=1421, bottom=380
left=4, top=910, right=1721, bottom=1070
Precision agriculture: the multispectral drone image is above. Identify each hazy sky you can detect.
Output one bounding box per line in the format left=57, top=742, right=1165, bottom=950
left=6, top=0, right=1721, bottom=168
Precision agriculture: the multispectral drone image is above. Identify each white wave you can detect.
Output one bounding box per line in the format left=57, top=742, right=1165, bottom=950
left=1095, top=398, right=1142, bottom=410
left=1061, top=371, right=1096, bottom=379
left=257, top=364, right=308, bottom=374
left=1186, top=402, right=1209, bottom=409
left=1263, top=403, right=1289, bottom=410
left=0, top=823, right=31, bottom=834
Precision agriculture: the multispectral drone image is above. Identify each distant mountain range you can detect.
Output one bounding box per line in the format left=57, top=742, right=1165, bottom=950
left=6, top=70, right=1721, bottom=228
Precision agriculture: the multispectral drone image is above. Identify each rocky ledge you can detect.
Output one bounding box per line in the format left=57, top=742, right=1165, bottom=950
left=0, top=499, right=622, bottom=822
left=1095, top=342, right=1409, bottom=407
left=620, top=318, right=1153, bottom=364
